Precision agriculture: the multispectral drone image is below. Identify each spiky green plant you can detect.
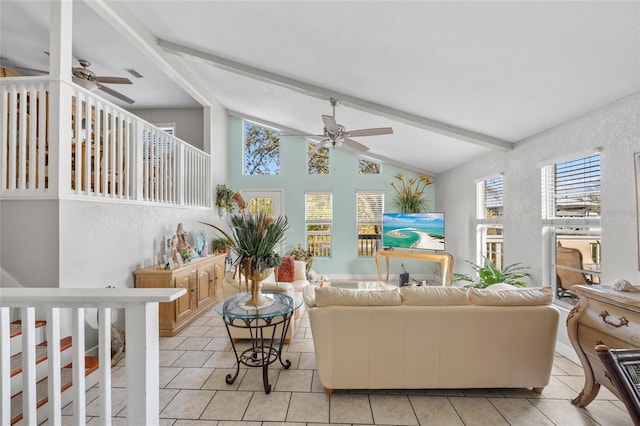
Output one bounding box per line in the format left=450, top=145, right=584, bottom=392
left=228, top=213, right=289, bottom=272
left=452, top=258, right=530, bottom=289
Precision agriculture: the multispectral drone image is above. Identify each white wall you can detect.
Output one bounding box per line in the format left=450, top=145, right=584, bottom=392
left=436, top=92, right=640, bottom=359
left=132, top=107, right=204, bottom=150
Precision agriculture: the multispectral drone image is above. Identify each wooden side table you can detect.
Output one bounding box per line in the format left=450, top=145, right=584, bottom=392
left=375, top=249, right=454, bottom=286
left=566, top=285, right=640, bottom=407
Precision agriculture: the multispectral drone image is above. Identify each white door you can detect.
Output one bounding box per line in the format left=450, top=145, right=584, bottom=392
left=239, top=189, right=284, bottom=217
left=239, top=189, right=286, bottom=254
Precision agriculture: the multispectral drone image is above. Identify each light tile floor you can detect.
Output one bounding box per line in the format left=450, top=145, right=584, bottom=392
left=65, top=307, right=631, bottom=425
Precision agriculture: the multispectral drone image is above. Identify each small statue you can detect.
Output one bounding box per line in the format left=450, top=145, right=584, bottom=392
left=176, top=223, right=190, bottom=251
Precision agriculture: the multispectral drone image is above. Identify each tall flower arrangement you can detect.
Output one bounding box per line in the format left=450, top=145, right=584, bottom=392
left=389, top=173, right=434, bottom=213
left=228, top=212, right=290, bottom=307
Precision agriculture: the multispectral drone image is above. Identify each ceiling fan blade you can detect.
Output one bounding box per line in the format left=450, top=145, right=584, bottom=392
left=14, top=66, right=48, bottom=75
left=322, top=115, right=338, bottom=134
left=94, top=76, right=132, bottom=85
left=344, top=127, right=394, bottom=137
left=97, top=84, right=135, bottom=104
left=308, top=140, right=328, bottom=156
left=279, top=133, right=323, bottom=138
left=341, top=137, right=369, bottom=152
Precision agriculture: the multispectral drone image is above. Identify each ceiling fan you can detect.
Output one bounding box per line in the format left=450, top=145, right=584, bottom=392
left=284, top=98, right=393, bottom=156
left=14, top=58, right=135, bottom=104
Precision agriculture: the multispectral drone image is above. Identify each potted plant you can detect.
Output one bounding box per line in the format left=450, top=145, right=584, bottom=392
left=211, top=237, right=232, bottom=254
left=216, top=184, right=236, bottom=217
left=452, top=258, right=530, bottom=289
left=228, top=212, right=290, bottom=307
left=389, top=173, right=434, bottom=213
left=288, top=243, right=314, bottom=275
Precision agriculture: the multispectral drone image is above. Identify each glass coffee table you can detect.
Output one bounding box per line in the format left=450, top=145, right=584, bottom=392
left=214, top=292, right=303, bottom=394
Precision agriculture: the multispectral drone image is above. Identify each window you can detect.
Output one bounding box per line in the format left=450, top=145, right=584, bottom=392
left=356, top=192, right=384, bottom=256
left=243, top=121, right=280, bottom=175
left=248, top=197, right=274, bottom=216
left=359, top=158, right=380, bottom=174
left=476, top=175, right=504, bottom=269
left=542, top=153, right=601, bottom=303
left=305, top=193, right=332, bottom=257
left=154, top=122, right=175, bottom=136
left=307, top=142, right=330, bottom=174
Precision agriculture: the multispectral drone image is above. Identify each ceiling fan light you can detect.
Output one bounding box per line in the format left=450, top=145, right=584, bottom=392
left=72, top=76, right=98, bottom=92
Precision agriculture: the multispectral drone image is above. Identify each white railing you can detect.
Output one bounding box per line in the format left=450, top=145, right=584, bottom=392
left=0, top=78, right=211, bottom=207
left=0, top=287, right=185, bottom=426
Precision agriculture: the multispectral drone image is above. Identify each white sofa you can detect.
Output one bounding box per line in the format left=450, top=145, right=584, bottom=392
left=223, top=260, right=309, bottom=343
left=303, top=284, right=559, bottom=394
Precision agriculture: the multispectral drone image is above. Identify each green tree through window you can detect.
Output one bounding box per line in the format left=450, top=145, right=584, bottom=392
left=308, top=143, right=330, bottom=174
left=243, top=121, right=280, bottom=175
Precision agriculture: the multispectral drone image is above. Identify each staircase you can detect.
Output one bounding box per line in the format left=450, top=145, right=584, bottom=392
left=8, top=320, right=99, bottom=425
left=1, top=287, right=186, bottom=425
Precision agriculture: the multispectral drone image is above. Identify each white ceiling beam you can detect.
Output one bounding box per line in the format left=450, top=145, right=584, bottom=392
left=158, top=39, right=513, bottom=152
left=82, top=0, right=215, bottom=107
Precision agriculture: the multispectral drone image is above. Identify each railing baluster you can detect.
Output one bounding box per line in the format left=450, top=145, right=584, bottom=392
left=28, top=86, right=37, bottom=191
left=47, top=308, right=62, bottom=425
left=18, top=88, right=27, bottom=190
left=8, top=89, right=17, bottom=191
left=98, top=308, right=112, bottom=426
left=21, top=307, right=37, bottom=424
left=0, top=308, right=10, bottom=425
left=37, top=83, right=48, bottom=191
left=126, top=303, right=160, bottom=426
left=72, top=308, right=86, bottom=425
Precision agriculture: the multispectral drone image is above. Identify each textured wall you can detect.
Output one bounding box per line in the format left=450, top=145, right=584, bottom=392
left=437, top=92, right=640, bottom=359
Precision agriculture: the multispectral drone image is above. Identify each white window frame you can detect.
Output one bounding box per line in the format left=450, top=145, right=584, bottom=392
left=540, top=151, right=601, bottom=304
left=356, top=191, right=384, bottom=256
left=242, top=120, right=281, bottom=176
left=476, top=175, right=504, bottom=268
left=305, top=192, right=333, bottom=258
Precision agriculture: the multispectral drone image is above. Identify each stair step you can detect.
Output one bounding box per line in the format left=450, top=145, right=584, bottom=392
left=10, top=320, right=47, bottom=338
left=10, top=320, right=47, bottom=357
left=10, top=336, right=73, bottom=377
left=10, top=356, right=99, bottom=425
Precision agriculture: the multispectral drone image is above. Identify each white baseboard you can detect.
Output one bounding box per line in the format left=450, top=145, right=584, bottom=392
left=555, top=340, right=580, bottom=364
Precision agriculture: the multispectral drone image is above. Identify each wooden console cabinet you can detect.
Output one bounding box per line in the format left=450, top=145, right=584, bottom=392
left=134, top=253, right=227, bottom=336
left=375, top=249, right=454, bottom=286
left=566, top=285, right=640, bottom=407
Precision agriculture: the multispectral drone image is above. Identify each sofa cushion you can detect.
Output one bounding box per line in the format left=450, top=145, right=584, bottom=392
left=315, top=287, right=402, bottom=307
left=468, top=286, right=552, bottom=306
left=294, top=260, right=307, bottom=280
left=277, top=256, right=295, bottom=282
left=400, top=286, right=469, bottom=306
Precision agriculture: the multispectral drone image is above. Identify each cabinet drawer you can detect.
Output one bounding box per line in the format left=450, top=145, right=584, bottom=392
left=580, top=298, right=640, bottom=346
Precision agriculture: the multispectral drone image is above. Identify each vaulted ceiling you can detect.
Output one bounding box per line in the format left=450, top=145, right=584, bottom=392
left=1, top=1, right=638, bottom=174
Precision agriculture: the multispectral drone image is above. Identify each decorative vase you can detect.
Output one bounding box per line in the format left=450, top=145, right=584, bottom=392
left=244, top=267, right=274, bottom=308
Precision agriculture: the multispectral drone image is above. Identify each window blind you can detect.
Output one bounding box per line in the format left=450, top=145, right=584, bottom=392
left=356, top=192, right=383, bottom=223
left=553, top=154, right=600, bottom=218
left=305, top=193, right=332, bottom=223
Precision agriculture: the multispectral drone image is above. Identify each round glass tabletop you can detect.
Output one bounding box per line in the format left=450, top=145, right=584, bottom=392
left=214, top=292, right=303, bottom=320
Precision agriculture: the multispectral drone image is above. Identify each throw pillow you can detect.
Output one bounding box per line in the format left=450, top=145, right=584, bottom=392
left=315, top=287, right=402, bottom=307
left=294, top=260, right=307, bottom=280
left=277, top=256, right=295, bottom=282
left=400, top=286, right=469, bottom=306
left=468, top=286, right=552, bottom=306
